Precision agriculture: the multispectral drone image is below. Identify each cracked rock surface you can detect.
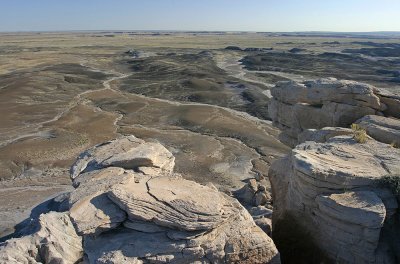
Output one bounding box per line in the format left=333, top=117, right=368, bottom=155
left=0, top=136, right=280, bottom=264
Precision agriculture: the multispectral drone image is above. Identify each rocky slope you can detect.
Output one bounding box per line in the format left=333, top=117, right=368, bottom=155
left=268, top=78, right=400, bottom=263
left=0, top=136, right=280, bottom=264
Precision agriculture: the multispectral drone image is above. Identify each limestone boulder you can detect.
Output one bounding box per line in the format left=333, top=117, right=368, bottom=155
left=108, top=175, right=234, bottom=231
left=0, top=212, right=83, bottom=264
left=356, top=115, right=400, bottom=146
left=70, top=135, right=175, bottom=179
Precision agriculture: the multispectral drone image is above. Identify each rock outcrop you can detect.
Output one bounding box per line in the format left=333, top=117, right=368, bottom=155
left=0, top=212, right=83, bottom=264
left=70, top=135, right=175, bottom=179
left=268, top=78, right=400, bottom=263
left=270, top=136, right=400, bottom=263
left=356, top=115, right=400, bottom=147
left=1, top=136, right=280, bottom=264
left=268, top=78, right=397, bottom=146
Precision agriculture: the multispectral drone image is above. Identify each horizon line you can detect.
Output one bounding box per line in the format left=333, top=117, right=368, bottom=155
left=1, top=30, right=400, bottom=34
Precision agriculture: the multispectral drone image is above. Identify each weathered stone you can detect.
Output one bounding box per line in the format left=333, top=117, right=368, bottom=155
left=356, top=115, right=400, bottom=146
left=70, top=135, right=175, bottom=179
left=375, top=89, right=400, bottom=118
left=108, top=175, right=232, bottom=231
left=272, top=78, right=384, bottom=110
left=298, top=127, right=354, bottom=144
left=255, top=192, right=268, bottom=206
left=255, top=217, right=272, bottom=236
left=314, top=191, right=385, bottom=263
left=69, top=167, right=134, bottom=206
left=249, top=206, right=273, bottom=220
left=269, top=78, right=386, bottom=146
left=0, top=212, right=83, bottom=264
left=1, top=136, right=280, bottom=264
left=269, top=136, right=400, bottom=263
left=234, top=179, right=259, bottom=205
left=69, top=192, right=126, bottom=236
left=123, top=219, right=169, bottom=233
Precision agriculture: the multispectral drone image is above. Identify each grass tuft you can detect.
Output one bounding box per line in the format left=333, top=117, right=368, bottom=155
left=351, top=123, right=368, bottom=143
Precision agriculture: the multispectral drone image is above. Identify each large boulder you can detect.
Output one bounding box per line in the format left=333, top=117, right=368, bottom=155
left=0, top=212, right=83, bottom=264
left=70, top=135, right=175, bottom=179
left=87, top=174, right=280, bottom=263
left=269, top=135, right=400, bottom=263
left=269, top=78, right=389, bottom=146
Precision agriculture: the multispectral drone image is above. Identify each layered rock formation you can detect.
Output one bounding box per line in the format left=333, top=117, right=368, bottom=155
left=270, top=136, right=400, bottom=263
left=356, top=115, right=400, bottom=147
left=268, top=78, right=399, bottom=146
left=268, top=78, right=400, bottom=263
left=0, top=212, right=83, bottom=264
left=0, top=136, right=280, bottom=264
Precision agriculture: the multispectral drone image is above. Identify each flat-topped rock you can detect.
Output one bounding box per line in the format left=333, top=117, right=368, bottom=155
left=108, top=175, right=233, bottom=231
left=293, top=136, right=400, bottom=186
left=70, top=135, right=175, bottom=179
left=314, top=191, right=386, bottom=263
left=316, top=191, right=386, bottom=228
left=356, top=115, right=400, bottom=146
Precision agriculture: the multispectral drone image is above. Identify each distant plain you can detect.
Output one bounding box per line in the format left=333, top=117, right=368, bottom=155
left=0, top=31, right=399, bottom=238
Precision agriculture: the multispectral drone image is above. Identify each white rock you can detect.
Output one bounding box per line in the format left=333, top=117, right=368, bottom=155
left=269, top=136, right=400, bottom=263
left=356, top=115, right=400, bottom=146
left=70, top=135, right=175, bottom=179
left=0, top=212, right=83, bottom=264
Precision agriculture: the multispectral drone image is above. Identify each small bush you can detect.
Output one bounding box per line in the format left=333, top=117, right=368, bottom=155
left=351, top=123, right=368, bottom=143
left=379, top=175, right=400, bottom=197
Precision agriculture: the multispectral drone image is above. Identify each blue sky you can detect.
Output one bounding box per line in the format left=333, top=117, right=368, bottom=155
left=1, top=0, right=399, bottom=32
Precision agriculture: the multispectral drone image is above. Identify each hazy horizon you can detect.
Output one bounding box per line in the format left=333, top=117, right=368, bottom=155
left=1, top=0, right=400, bottom=32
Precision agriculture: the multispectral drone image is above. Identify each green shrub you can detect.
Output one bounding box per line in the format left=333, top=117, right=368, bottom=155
left=379, top=175, right=400, bottom=197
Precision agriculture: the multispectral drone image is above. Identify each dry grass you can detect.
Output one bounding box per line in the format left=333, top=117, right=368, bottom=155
left=351, top=123, right=368, bottom=143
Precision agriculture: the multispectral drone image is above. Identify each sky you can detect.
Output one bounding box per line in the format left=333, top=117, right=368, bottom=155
left=0, top=0, right=400, bottom=32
